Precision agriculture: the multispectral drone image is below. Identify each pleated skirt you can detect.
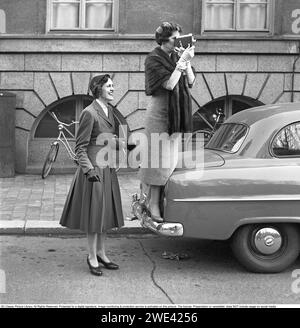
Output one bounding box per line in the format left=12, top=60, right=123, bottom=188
left=60, top=166, right=124, bottom=233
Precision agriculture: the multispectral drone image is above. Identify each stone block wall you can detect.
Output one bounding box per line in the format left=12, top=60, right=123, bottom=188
left=0, top=39, right=300, bottom=173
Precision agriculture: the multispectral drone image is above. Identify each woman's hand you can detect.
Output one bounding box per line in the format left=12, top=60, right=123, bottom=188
left=86, top=169, right=101, bottom=182
left=174, top=46, right=186, bottom=58
left=180, top=45, right=195, bottom=62
left=176, top=45, right=195, bottom=73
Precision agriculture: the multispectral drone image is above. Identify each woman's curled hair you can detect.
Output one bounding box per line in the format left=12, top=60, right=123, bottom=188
left=155, top=22, right=182, bottom=45
left=89, top=74, right=111, bottom=99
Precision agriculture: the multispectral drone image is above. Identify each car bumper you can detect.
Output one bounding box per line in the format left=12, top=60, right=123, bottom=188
left=131, top=194, right=184, bottom=237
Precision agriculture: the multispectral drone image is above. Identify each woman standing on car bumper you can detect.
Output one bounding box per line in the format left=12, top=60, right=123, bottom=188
left=138, top=22, right=196, bottom=222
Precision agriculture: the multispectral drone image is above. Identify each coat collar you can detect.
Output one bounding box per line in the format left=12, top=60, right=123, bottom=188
left=92, top=100, right=114, bottom=127
left=151, top=46, right=178, bottom=67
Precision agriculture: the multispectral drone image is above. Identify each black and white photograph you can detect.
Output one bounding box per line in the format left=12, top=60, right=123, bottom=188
left=1, top=0, right=300, bottom=313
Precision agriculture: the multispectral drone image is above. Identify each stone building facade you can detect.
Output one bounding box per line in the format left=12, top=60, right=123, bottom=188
left=0, top=0, right=300, bottom=173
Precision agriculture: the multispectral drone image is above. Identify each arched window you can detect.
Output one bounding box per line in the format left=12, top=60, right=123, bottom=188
left=34, top=95, right=92, bottom=138
left=193, top=95, right=263, bottom=132
left=29, top=95, right=128, bottom=172
left=34, top=95, right=128, bottom=140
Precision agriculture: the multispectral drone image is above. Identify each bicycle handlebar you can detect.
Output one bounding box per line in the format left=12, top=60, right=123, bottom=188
left=51, top=112, right=78, bottom=126
left=216, top=108, right=223, bottom=115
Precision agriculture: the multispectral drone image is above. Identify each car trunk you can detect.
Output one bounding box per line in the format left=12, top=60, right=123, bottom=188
left=164, top=149, right=224, bottom=199
left=175, top=148, right=225, bottom=171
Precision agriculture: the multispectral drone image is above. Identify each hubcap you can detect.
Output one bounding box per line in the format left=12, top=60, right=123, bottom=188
left=253, top=228, right=282, bottom=255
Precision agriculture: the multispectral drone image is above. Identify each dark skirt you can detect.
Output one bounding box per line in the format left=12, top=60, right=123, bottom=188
left=60, top=166, right=124, bottom=233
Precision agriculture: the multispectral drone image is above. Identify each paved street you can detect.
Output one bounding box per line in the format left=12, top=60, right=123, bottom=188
left=1, top=173, right=300, bottom=305
left=1, top=235, right=300, bottom=305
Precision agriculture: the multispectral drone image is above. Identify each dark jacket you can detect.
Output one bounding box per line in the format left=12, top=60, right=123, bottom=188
left=75, top=100, right=118, bottom=174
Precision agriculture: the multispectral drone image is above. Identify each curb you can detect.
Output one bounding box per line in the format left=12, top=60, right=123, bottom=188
left=0, top=220, right=151, bottom=236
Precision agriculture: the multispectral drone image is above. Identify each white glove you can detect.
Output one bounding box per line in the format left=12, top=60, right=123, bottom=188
left=180, top=45, right=195, bottom=62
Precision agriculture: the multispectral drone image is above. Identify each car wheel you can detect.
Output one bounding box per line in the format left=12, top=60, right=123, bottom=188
left=231, top=224, right=300, bottom=273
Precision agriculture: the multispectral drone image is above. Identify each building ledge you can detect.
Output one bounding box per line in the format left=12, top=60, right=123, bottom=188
left=0, top=33, right=300, bottom=41
left=0, top=35, right=299, bottom=54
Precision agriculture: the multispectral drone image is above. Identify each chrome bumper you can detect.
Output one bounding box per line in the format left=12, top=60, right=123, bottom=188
left=131, top=193, right=183, bottom=237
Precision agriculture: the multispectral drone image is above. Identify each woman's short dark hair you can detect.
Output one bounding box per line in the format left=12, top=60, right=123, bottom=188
left=89, top=74, right=111, bottom=99
left=155, top=22, right=182, bottom=45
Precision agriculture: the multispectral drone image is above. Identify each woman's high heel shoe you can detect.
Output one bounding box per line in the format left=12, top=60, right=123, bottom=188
left=97, top=255, right=119, bottom=270
left=87, top=256, right=103, bottom=276
left=146, top=206, right=164, bottom=223
left=151, top=213, right=164, bottom=223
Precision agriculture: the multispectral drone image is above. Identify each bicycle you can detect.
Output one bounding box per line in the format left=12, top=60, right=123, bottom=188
left=41, top=112, right=79, bottom=179
left=41, top=112, right=128, bottom=179
left=186, top=107, right=224, bottom=148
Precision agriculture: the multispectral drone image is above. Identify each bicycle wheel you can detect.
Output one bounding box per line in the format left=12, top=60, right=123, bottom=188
left=41, top=143, right=59, bottom=179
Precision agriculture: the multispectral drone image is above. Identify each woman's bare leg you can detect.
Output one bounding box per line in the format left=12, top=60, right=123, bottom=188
left=87, top=233, right=98, bottom=267
left=96, top=232, right=110, bottom=262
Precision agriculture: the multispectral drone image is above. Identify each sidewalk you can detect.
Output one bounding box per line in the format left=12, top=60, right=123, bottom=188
left=0, top=172, right=148, bottom=234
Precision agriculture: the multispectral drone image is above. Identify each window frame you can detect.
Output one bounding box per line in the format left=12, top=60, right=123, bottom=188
left=201, top=0, right=274, bottom=35
left=46, top=0, right=119, bottom=33
left=270, top=121, right=300, bottom=159
left=205, top=122, right=249, bottom=154
left=192, top=95, right=263, bottom=132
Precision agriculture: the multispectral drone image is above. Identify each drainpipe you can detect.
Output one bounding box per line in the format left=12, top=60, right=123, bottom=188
left=291, top=41, right=300, bottom=103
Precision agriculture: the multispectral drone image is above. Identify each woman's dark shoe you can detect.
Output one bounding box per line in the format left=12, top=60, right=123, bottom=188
left=97, top=255, right=119, bottom=270
left=87, top=256, right=103, bottom=276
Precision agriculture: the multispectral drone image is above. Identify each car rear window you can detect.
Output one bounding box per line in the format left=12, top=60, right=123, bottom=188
left=206, top=123, right=248, bottom=153
left=271, top=121, right=300, bottom=157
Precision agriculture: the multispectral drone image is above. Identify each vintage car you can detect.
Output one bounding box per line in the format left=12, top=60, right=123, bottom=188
left=131, top=102, right=300, bottom=273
